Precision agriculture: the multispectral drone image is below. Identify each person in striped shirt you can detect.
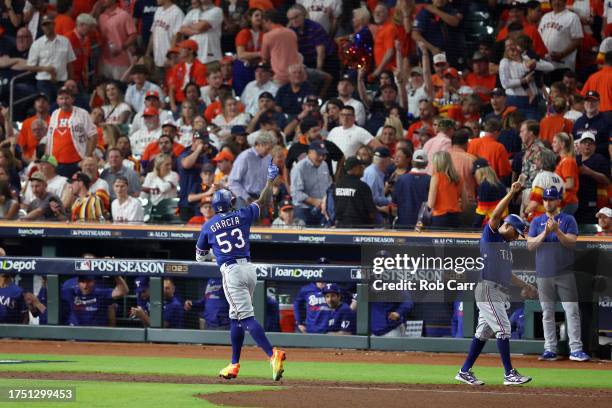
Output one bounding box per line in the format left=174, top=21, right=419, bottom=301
left=69, top=172, right=106, bottom=222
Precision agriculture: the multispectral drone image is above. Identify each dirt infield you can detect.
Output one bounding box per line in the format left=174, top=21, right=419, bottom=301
left=0, top=371, right=610, bottom=408
left=1, top=340, right=610, bottom=370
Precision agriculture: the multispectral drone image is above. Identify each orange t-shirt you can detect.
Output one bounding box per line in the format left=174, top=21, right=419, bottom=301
left=539, top=114, right=574, bottom=145
left=405, top=119, right=433, bottom=148
left=52, top=110, right=81, bottom=164
left=555, top=156, right=579, bottom=205
left=248, top=0, right=274, bottom=9
left=433, top=172, right=462, bottom=216
left=141, top=141, right=186, bottom=162
left=17, top=115, right=50, bottom=160
left=236, top=28, right=264, bottom=52
left=374, top=22, right=398, bottom=71
left=581, top=66, right=612, bottom=112
left=464, top=73, right=497, bottom=103
left=467, top=135, right=511, bottom=178
left=204, top=100, right=245, bottom=123
left=55, top=14, right=75, bottom=37
left=169, top=60, right=208, bottom=104
left=446, top=106, right=480, bottom=126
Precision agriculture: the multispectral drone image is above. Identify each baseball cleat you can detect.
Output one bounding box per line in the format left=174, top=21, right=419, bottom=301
left=538, top=351, right=559, bottom=361
left=569, top=351, right=590, bottom=362
left=270, top=348, right=286, bottom=381
left=219, top=363, right=240, bottom=379
left=503, top=369, right=532, bottom=386
left=455, top=370, right=485, bottom=385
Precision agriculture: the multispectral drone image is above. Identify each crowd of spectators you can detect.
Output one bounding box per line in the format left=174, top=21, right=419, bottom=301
left=0, top=0, right=609, bottom=231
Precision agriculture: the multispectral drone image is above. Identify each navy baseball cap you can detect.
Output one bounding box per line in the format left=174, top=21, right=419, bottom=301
left=503, top=214, right=528, bottom=237
left=472, top=158, right=489, bottom=174
left=317, top=257, right=330, bottom=264
left=259, top=91, right=274, bottom=100
left=584, top=90, right=600, bottom=101
left=309, top=141, right=328, bottom=155
left=374, top=147, right=391, bottom=158
left=322, top=283, right=341, bottom=295
left=134, top=276, right=149, bottom=292
left=543, top=186, right=561, bottom=201
left=231, top=125, right=247, bottom=135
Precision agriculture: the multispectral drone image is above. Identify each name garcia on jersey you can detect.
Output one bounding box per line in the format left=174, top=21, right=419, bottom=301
left=210, top=216, right=241, bottom=233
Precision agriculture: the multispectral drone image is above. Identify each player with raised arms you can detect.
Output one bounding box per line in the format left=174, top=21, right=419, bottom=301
left=455, top=181, right=538, bottom=386
left=195, top=162, right=286, bottom=381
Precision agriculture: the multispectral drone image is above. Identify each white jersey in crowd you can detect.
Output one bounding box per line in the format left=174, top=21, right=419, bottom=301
left=531, top=170, right=565, bottom=199
left=131, top=127, right=162, bottom=157
left=327, top=124, right=374, bottom=157
left=22, top=174, right=68, bottom=206
left=182, top=5, right=223, bottom=64
left=27, top=34, right=76, bottom=81
left=47, top=106, right=98, bottom=160
left=538, top=9, right=583, bottom=70
left=297, top=0, right=342, bottom=33
left=125, top=82, right=165, bottom=113
left=176, top=118, right=194, bottom=147
left=241, top=80, right=279, bottom=116
left=151, top=4, right=185, bottom=67
left=407, top=84, right=428, bottom=119
left=112, top=196, right=145, bottom=223
left=140, top=171, right=179, bottom=206
left=600, top=37, right=612, bottom=54
left=102, top=102, right=132, bottom=125
left=211, top=113, right=250, bottom=142
left=321, top=98, right=366, bottom=127
left=130, top=110, right=174, bottom=135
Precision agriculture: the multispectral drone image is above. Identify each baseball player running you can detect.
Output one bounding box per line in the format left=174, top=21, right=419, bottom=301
left=195, top=163, right=286, bottom=381
left=456, top=181, right=538, bottom=386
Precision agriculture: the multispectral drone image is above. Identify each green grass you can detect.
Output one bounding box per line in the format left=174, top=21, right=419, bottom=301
left=0, top=378, right=272, bottom=408
left=1, top=353, right=611, bottom=388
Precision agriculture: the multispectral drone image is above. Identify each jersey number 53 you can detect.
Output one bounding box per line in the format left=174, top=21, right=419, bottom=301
left=215, top=228, right=246, bottom=253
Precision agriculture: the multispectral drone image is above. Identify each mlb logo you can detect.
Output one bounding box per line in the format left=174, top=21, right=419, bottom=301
left=75, top=260, right=91, bottom=271
left=350, top=269, right=362, bottom=280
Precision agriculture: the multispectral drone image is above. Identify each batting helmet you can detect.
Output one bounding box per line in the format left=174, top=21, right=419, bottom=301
left=212, top=189, right=233, bottom=213
left=503, top=214, right=528, bottom=237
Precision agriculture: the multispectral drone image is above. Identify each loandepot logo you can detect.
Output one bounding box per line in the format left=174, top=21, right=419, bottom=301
left=0, top=259, right=37, bottom=272
left=274, top=267, right=324, bottom=279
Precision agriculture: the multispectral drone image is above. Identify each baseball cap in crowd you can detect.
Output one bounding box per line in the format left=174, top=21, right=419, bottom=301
left=304, top=95, right=320, bottom=105
left=279, top=198, right=293, bottom=212
left=57, top=86, right=73, bottom=97
left=584, top=90, right=600, bottom=101
left=339, top=73, right=354, bottom=84
left=161, top=119, right=177, bottom=128
left=412, top=149, right=428, bottom=164
left=166, top=46, right=180, bottom=58
left=40, top=154, right=58, bottom=167
left=255, top=61, right=272, bottom=71
left=374, top=147, right=391, bottom=158
left=508, top=1, right=524, bottom=10
left=444, top=68, right=459, bottom=78
left=579, top=131, right=596, bottom=143
left=201, top=162, right=216, bottom=174
left=34, top=93, right=49, bottom=102
left=344, top=156, right=365, bottom=172
left=29, top=171, right=46, bottom=182
left=433, top=53, right=447, bottom=65
left=259, top=91, right=274, bottom=100
left=145, top=90, right=160, bottom=100
left=71, top=171, right=91, bottom=186
left=41, top=15, right=54, bottom=25
left=543, top=186, right=561, bottom=201
left=194, top=129, right=210, bottom=143
left=410, top=66, right=423, bottom=76
left=472, top=158, right=489, bottom=174
left=143, top=107, right=160, bottom=117
left=503, top=214, right=529, bottom=237
left=596, top=207, right=612, bottom=218
left=178, top=39, right=198, bottom=53
left=134, top=276, right=149, bottom=293
left=212, top=150, right=235, bottom=163
left=309, top=141, right=328, bottom=155
left=491, top=87, right=506, bottom=97
left=322, top=283, right=341, bottom=295
left=231, top=125, right=247, bottom=135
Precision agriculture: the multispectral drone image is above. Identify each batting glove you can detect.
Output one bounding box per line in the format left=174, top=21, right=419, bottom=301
left=267, top=164, right=280, bottom=181
left=195, top=247, right=213, bottom=263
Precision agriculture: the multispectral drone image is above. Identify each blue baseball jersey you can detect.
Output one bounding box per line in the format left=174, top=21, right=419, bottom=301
left=0, top=283, right=27, bottom=323
left=370, top=301, right=413, bottom=336
left=64, top=287, right=114, bottom=326
left=193, top=278, right=230, bottom=328
left=480, top=224, right=513, bottom=287
left=327, top=303, right=356, bottom=334
left=196, top=203, right=260, bottom=266
left=293, top=283, right=330, bottom=334
left=528, top=213, right=578, bottom=278
left=163, top=296, right=184, bottom=329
